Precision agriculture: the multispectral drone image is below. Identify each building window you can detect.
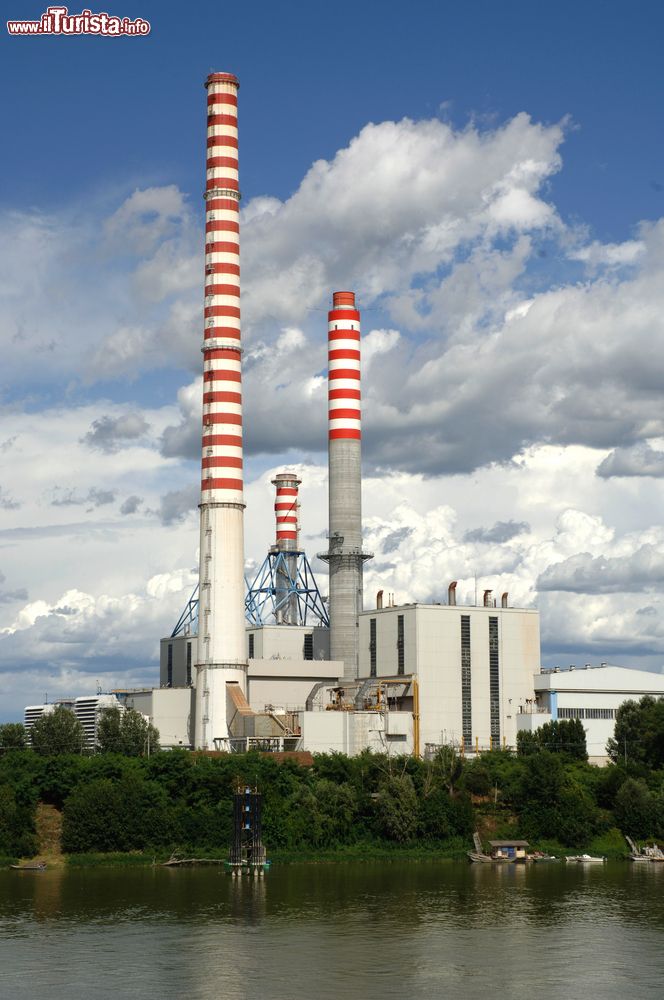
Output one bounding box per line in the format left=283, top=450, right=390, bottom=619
left=167, top=643, right=173, bottom=687
left=186, top=643, right=192, bottom=686
left=369, top=618, right=377, bottom=677
left=489, top=617, right=500, bottom=746
left=397, top=615, right=405, bottom=675
left=461, top=615, right=472, bottom=751
left=558, top=707, right=616, bottom=720
left=303, top=633, right=313, bottom=661
left=248, top=634, right=254, bottom=659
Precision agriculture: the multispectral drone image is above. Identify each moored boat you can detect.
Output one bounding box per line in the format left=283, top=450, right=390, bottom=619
left=626, top=836, right=664, bottom=863
left=564, top=854, right=605, bottom=863
left=467, top=851, right=512, bottom=863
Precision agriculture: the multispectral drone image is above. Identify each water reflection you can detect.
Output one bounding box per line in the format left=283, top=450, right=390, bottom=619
left=1, top=863, right=664, bottom=1000
left=228, top=872, right=267, bottom=924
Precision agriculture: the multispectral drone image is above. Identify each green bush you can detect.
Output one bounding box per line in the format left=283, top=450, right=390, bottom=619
left=374, top=775, right=419, bottom=843
left=613, top=777, right=656, bottom=838
left=62, top=776, right=173, bottom=853
left=0, top=783, right=37, bottom=857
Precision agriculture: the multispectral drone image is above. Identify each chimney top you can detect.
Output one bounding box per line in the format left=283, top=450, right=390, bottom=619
left=332, top=291, right=356, bottom=308
left=206, top=72, right=239, bottom=88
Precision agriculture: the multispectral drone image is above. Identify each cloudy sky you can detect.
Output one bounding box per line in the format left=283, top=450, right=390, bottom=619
left=2, top=0, right=664, bottom=719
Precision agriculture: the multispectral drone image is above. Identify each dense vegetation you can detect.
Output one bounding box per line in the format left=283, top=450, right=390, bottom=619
left=0, top=748, right=474, bottom=857
left=0, top=695, right=661, bottom=862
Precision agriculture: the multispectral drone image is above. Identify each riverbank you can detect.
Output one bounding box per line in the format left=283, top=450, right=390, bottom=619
left=59, top=842, right=470, bottom=868
left=2, top=831, right=632, bottom=869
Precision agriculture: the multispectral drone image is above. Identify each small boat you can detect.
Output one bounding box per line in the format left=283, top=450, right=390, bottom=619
left=630, top=847, right=664, bottom=863
left=527, top=852, right=558, bottom=862
left=467, top=851, right=512, bottom=863
left=10, top=862, right=47, bottom=871
left=564, top=854, right=606, bottom=863
left=626, top=836, right=664, bottom=862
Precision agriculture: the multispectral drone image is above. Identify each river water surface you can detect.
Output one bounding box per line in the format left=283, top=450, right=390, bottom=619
left=1, top=861, right=663, bottom=999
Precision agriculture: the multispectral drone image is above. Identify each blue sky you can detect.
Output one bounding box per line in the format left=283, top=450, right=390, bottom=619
left=3, top=1, right=663, bottom=234
left=2, top=0, right=664, bottom=719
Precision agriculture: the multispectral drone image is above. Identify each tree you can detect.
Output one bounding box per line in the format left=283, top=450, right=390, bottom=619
left=608, top=696, right=664, bottom=769
left=564, top=718, right=589, bottom=761
left=374, top=774, right=419, bottom=842
left=314, top=779, right=359, bottom=846
left=516, top=730, right=540, bottom=756
left=0, top=723, right=27, bottom=750
left=425, top=746, right=464, bottom=797
left=30, top=706, right=85, bottom=755
left=96, top=706, right=160, bottom=756
left=517, top=720, right=587, bottom=761
left=613, top=778, right=655, bottom=838
left=461, top=758, right=492, bottom=796
left=95, top=707, right=123, bottom=753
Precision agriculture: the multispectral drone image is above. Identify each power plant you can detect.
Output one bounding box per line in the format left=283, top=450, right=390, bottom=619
left=24, top=71, right=664, bottom=763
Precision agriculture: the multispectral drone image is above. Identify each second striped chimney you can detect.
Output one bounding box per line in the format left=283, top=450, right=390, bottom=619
left=320, top=291, right=372, bottom=678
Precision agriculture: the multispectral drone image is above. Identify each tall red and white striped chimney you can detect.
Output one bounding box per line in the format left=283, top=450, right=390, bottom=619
left=321, top=291, right=371, bottom=678
left=194, top=72, right=247, bottom=749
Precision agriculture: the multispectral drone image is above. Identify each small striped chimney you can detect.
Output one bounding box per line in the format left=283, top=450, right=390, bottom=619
left=272, top=472, right=301, bottom=550
left=272, top=472, right=301, bottom=624
left=195, top=72, right=247, bottom=750
left=321, top=291, right=371, bottom=678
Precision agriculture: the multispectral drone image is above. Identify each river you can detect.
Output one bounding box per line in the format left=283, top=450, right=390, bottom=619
left=1, top=861, right=663, bottom=999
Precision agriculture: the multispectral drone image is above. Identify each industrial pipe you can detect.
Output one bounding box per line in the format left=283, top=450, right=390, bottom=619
left=412, top=678, right=420, bottom=758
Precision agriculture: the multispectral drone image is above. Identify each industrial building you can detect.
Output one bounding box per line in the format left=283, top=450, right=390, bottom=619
left=356, top=594, right=540, bottom=752
left=517, top=664, right=664, bottom=764
left=24, top=695, right=118, bottom=751
left=23, top=70, right=664, bottom=759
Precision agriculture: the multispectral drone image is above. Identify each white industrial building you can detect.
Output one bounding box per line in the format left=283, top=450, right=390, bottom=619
left=517, top=664, right=664, bottom=764
left=24, top=701, right=73, bottom=736
left=355, top=600, right=540, bottom=754
left=24, top=695, right=119, bottom=751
